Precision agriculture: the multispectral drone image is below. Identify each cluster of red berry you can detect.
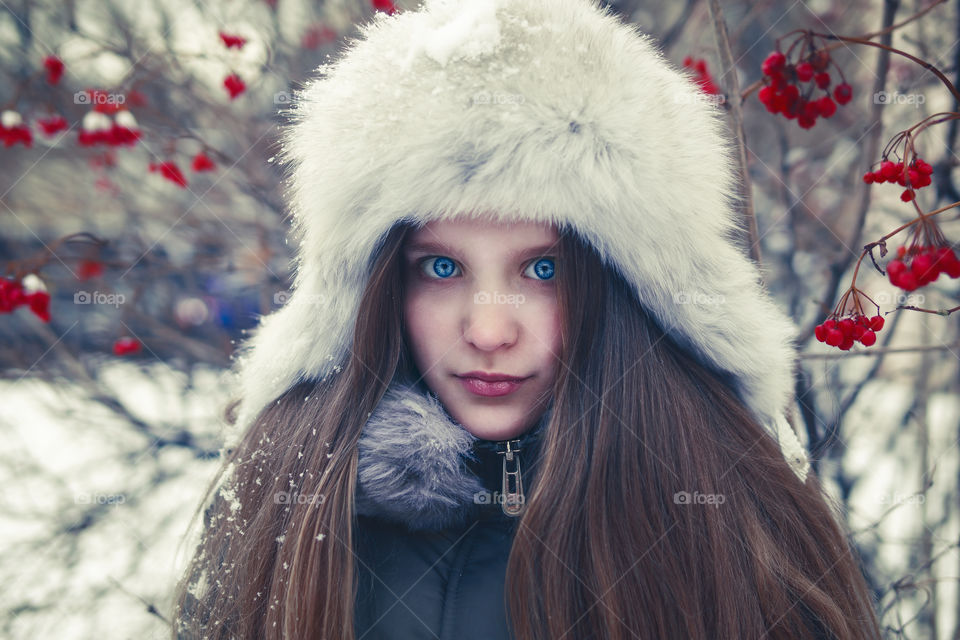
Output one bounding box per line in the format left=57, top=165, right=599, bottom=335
left=757, top=51, right=853, bottom=129
left=815, top=313, right=884, bottom=349
left=863, top=158, right=934, bottom=202
left=0, top=277, right=51, bottom=322
left=78, top=110, right=141, bottom=147
left=887, top=244, right=960, bottom=291
left=3, top=271, right=143, bottom=356
left=1, top=111, right=33, bottom=147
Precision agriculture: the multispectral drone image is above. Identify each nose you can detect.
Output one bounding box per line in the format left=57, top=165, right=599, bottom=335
left=462, top=291, right=520, bottom=351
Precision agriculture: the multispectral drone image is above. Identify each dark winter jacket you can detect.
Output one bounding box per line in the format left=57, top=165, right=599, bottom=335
left=353, top=381, right=547, bottom=640
left=349, top=383, right=837, bottom=640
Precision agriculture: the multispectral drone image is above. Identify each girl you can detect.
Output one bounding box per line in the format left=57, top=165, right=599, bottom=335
left=173, top=0, right=883, bottom=638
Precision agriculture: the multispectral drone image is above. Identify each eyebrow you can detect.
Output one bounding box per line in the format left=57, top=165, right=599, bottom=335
left=404, top=241, right=558, bottom=256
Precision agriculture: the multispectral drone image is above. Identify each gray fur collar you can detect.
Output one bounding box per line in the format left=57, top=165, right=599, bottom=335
left=355, top=381, right=548, bottom=531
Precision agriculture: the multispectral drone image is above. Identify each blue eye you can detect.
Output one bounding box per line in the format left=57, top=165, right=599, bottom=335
left=416, top=256, right=556, bottom=281
left=525, top=257, right=555, bottom=281
left=421, top=256, right=460, bottom=279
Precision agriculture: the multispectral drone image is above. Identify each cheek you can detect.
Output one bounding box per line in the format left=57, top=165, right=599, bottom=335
left=522, top=295, right=563, bottom=364
left=403, top=290, right=453, bottom=361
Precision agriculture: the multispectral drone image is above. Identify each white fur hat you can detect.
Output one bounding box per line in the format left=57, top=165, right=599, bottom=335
left=228, top=0, right=810, bottom=481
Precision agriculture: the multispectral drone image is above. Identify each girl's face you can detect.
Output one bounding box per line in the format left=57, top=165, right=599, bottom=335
left=403, top=217, right=562, bottom=441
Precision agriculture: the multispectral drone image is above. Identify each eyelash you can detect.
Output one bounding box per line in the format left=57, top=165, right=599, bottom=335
left=415, top=256, right=556, bottom=282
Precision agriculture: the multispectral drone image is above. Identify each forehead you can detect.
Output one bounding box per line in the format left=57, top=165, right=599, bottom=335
left=405, top=217, right=558, bottom=250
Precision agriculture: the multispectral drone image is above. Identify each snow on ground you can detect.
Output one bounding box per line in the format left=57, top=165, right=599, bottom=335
left=0, top=362, right=227, bottom=639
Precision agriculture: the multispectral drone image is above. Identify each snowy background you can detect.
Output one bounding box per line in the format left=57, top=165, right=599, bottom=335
left=2, top=0, right=960, bottom=638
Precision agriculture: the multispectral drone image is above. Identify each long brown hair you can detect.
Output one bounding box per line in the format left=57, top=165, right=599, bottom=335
left=172, top=221, right=882, bottom=639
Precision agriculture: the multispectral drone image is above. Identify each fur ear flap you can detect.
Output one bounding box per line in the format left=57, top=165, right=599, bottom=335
left=355, top=383, right=486, bottom=531
left=766, top=413, right=810, bottom=483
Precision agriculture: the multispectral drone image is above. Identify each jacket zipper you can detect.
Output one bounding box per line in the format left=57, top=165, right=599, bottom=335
left=495, top=438, right=525, bottom=517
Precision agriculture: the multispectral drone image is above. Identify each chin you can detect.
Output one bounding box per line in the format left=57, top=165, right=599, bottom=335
left=462, top=422, right=529, bottom=441
left=446, top=404, right=536, bottom=441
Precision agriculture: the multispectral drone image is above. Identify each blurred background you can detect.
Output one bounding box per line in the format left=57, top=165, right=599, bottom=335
left=1, top=0, right=959, bottom=637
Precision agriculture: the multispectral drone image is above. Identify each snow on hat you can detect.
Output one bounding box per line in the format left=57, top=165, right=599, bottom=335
left=228, top=0, right=810, bottom=481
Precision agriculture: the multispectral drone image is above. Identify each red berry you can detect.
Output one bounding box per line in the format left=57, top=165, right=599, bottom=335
left=863, top=172, right=875, bottom=184
left=859, top=330, right=877, bottom=346
left=25, top=291, right=51, bottom=323
left=113, top=337, right=142, bottom=356
left=817, top=95, right=837, bottom=118
left=769, top=72, right=787, bottom=90
left=942, top=249, right=960, bottom=278
left=930, top=246, right=953, bottom=275
left=191, top=152, right=216, bottom=172
left=834, top=82, right=853, bottom=105
left=852, top=323, right=866, bottom=340
left=839, top=317, right=855, bottom=337
left=149, top=161, right=188, bottom=188
left=223, top=73, right=246, bottom=99
left=814, top=324, right=826, bottom=342
left=869, top=315, right=884, bottom=331
left=43, top=56, right=64, bottom=85
left=219, top=32, right=247, bottom=50
left=814, top=71, right=831, bottom=89
left=887, top=259, right=906, bottom=279
left=898, top=270, right=920, bottom=291
left=839, top=335, right=855, bottom=350
left=796, top=62, right=815, bottom=82
left=880, top=161, right=898, bottom=181
left=825, top=328, right=844, bottom=346
left=78, top=260, right=103, bottom=280
left=901, top=189, right=915, bottom=202
left=762, top=51, right=786, bottom=76
left=912, top=252, right=938, bottom=284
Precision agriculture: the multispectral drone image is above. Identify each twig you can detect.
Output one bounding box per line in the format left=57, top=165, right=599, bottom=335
left=800, top=341, right=960, bottom=358
left=706, top=0, right=760, bottom=266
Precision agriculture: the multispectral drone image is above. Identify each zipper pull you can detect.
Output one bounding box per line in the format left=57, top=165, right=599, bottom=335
left=497, top=438, right=525, bottom=517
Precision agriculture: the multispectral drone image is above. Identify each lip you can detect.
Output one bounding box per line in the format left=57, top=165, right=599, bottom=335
left=457, top=371, right=527, bottom=382
left=456, top=371, right=530, bottom=398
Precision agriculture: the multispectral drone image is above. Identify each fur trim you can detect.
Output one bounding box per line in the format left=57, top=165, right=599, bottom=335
left=355, top=382, right=484, bottom=530
left=227, top=0, right=810, bottom=480
left=356, top=381, right=547, bottom=530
